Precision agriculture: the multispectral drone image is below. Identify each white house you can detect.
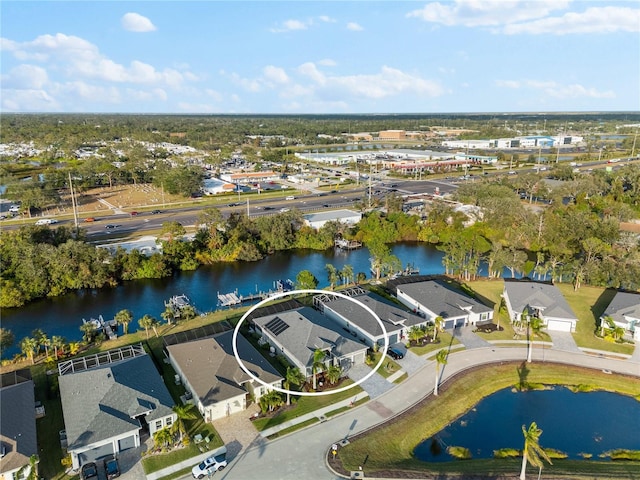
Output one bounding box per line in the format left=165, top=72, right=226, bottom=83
left=303, top=209, right=362, bottom=230
left=58, top=346, right=176, bottom=469
left=394, top=280, right=493, bottom=329
left=502, top=281, right=578, bottom=332
left=167, top=331, right=282, bottom=422
left=600, top=291, right=640, bottom=341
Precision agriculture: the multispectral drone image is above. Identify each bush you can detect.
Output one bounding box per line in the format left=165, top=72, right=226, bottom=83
left=494, top=448, right=520, bottom=458
left=602, top=449, right=640, bottom=461
left=447, top=446, right=472, bottom=459
left=544, top=448, right=568, bottom=459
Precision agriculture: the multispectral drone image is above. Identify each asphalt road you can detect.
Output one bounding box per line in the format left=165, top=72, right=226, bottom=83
left=215, top=347, right=639, bottom=480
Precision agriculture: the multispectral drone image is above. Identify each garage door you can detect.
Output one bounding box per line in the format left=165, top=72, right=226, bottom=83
left=118, top=435, right=136, bottom=452
left=547, top=319, right=572, bottom=332
left=78, top=443, right=114, bottom=464
left=387, top=333, right=398, bottom=345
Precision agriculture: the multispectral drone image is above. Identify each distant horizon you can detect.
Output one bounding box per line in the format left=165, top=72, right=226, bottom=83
left=2, top=1, right=638, bottom=114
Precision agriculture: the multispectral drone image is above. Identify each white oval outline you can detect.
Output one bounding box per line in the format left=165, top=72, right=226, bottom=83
left=232, top=289, right=389, bottom=397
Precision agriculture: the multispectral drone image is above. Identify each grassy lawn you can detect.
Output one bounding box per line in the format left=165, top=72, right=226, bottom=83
left=336, top=362, right=640, bottom=478
left=367, top=352, right=402, bottom=379
left=408, top=331, right=461, bottom=356
left=252, top=379, right=364, bottom=431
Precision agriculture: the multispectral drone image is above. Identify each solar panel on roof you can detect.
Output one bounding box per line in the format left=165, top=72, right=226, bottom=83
left=265, top=317, right=290, bottom=336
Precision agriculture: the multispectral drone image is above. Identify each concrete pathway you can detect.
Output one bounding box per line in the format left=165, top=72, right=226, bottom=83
left=450, top=325, right=492, bottom=349
left=547, top=330, right=582, bottom=353
left=631, top=344, right=640, bottom=363
left=346, top=363, right=393, bottom=399
left=97, top=198, right=126, bottom=215
left=218, top=347, right=640, bottom=480
left=393, top=346, right=426, bottom=375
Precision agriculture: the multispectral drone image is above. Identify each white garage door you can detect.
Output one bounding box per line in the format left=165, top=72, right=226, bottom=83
left=547, top=319, right=572, bottom=332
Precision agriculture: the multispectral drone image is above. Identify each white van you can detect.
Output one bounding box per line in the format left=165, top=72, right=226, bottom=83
left=9, top=205, right=20, bottom=213
left=35, top=218, right=57, bottom=226
left=285, top=196, right=295, bottom=200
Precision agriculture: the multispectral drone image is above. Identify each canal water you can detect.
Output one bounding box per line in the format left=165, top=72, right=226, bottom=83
left=414, top=386, right=640, bottom=462
left=2, top=242, right=462, bottom=356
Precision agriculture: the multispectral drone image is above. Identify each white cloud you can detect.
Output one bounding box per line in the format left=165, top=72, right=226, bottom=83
left=1, top=88, right=59, bottom=111
left=317, top=59, right=337, bottom=67
left=496, top=79, right=615, bottom=98
left=263, top=65, right=289, bottom=85
left=1, top=64, right=48, bottom=89
left=121, top=13, right=157, bottom=33
left=319, top=15, right=336, bottom=23
left=503, top=6, right=640, bottom=35
left=407, top=0, right=569, bottom=27
left=346, top=22, right=364, bottom=31
left=270, top=19, right=309, bottom=33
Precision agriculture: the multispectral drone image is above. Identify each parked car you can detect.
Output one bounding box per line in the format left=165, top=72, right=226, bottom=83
left=80, top=462, right=98, bottom=480
left=9, top=205, right=20, bottom=213
left=388, top=347, right=404, bottom=360
left=191, top=451, right=227, bottom=479
left=103, top=457, right=120, bottom=479
left=35, top=218, right=57, bottom=226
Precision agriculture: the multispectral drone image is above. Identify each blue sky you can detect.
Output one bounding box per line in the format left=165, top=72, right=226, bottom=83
left=1, top=1, right=639, bottom=114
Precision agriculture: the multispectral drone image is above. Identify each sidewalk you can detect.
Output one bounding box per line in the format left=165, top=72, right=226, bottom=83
left=259, top=391, right=368, bottom=438
left=146, top=445, right=227, bottom=480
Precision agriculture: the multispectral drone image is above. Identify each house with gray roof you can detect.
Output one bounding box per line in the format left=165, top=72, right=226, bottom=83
left=252, top=306, right=368, bottom=379
left=600, top=291, right=640, bottom=341
left=503, top=280, right=578, bottom=332
left=394, top=280, right=493, bottom=329
left=167, top=331, right=283, bottom=422
left=58, top=347, right=176, bottom=469
left=0, top=373, right=38, bottom=480
left=317, top=288, right=428, bottom=347
left=303, top=209, right=362, bottom=230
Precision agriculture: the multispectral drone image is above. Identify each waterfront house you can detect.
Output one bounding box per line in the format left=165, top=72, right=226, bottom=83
left=58, top=345, right=176, bottom=470
left=252, top=306, right=368, bottom=379
left=0, top=371, right=38, bottom=480
left=393, top=280, right=494, bottom=329
left=167, top=331, right=282, bottom=422
left=502, top=280, right=578, bottom=332
left=316, top=288, right=427, bottom=347
left=600, top=291, right=640, bottom=341
left=303, top=209, right=362, bottom=230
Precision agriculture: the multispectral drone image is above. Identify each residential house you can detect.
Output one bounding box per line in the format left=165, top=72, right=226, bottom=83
left=394, top=280, right=493, bottom=329
left=503, top=280, right=578, bottom=332
left=0, top=372, right=37, bottom=480
left=58, top=346, right=176, bottom=469
left=167, top=331, right=283, bottom=422
left=303, top=209, right=362, bottom=230
left=317, top=288, right=427, bottom=347
left=252, top=306, right=368, bottom=379
left=600, top=291, right=640, bottom=341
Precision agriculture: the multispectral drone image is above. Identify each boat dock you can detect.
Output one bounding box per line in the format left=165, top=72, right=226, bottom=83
left=335, top=238, right=362, bottom=250
left=217, top=279, right=296, bottom=307
left=165, top=294, right=196, bottom=317
left=82, top=315, right=118, bottom=340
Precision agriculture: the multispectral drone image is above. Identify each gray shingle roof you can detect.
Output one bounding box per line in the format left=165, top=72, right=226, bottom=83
left=601, top=291, right=640, bottom=328
left=504, top=281, right=577, bottom=320
left=0, top=381, right=37, bottom=475
left=167, top=331, right=282, bottom=407
left=253, top=307, right=368, bottom=368
left=396, top=281, right=493, bottom=319
left=59, top=354, right=174, bottom=450
left=322, top=293, right=425, bottom=337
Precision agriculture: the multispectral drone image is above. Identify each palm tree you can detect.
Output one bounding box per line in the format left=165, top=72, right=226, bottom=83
left=434, top=349, right=448, bottom=396
left=408, top=325, right=424, bottom=344
left=138, top=315, right=160, bottom=339
left=259, top=390, right=284, bottom=413
left=312, top=349, right=326, bottom=390
left=31, top=329, right=49, bottom=358
left=433, top=316, right=444, bottom=342
left=68, top=342, right=82, bottom=356
left=20, top=337, right=38, bottom=364
left=326, top=365, right=343, bottom=385
left=326, top=264, right=340, bottom=290
left=161, top=307, right=175, bottom=326
left=79, top=322, right=96, bottom=343
left=520, top=422, right=552, bottom=480
left=51, top=336, right=66, bottom=359
left=153, top=427, right=173, bottom=451
left=340, top=264, right=354, bottom=286
left=171, top=404, right=196, bottom=442
left=114, top=309, right=133, bottom=335
left=181, top=305, right=197, bottom=321
left=284, top=366, right=306, bottom=405
left=0, top=328, right=14, bottom=351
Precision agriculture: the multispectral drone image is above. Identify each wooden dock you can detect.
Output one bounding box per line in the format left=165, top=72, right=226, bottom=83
left=335, top=238, right=362, bottom=250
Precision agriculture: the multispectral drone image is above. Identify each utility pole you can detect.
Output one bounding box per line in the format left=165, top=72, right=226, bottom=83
left=68, top=172, right=79, bottom=231
left=631, top=128, right=638, bottom=160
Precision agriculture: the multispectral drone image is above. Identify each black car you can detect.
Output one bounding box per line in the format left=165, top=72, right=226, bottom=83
left=388, top=348, right=404, bottom=360
left=151, top=209, right=162, bottom=214
left=80, top=462, right=98, bottom=480
left=104, top=457, right=120, bottom=479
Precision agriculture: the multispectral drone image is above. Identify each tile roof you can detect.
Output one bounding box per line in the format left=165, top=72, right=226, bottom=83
left=167, top=331, right=282, bottom=407
left=322, top=293, right=425, bottom=337
left=0, top=381, right=37, bottom=475
left=396, top=281, right=493, bottom=319
left=59, top=354, right=174, bottom=450
left=504, top=281, right=577, bottom=320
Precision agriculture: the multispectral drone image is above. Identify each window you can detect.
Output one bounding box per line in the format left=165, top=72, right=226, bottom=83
left=165, top=417, right=173, bottom=427
left=155, top=420, right=162, bottom=430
